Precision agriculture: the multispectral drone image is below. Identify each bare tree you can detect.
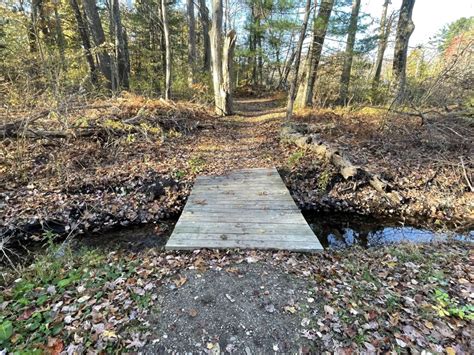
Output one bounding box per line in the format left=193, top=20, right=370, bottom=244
left=52, top=0, right=66, bottom=69
left=187, top=0, right=197, bottom=84
left=299, top=0, right=335, bottom=107
left=278, top=46, right=296, bottom=89
left=110, top=0, right=130, bottom=89
left=371, top=0, right=393, bottom=99
left=210, top=0, right=237, bottom=115
left=286, top=0, right=312, bottom=120
left=198, top=0, right=211, bottom=71
left=161, top=0, right=171, bottom=100
left=69, top=0, right=97, bottom=84
left=82, top=0, right=113, bottom=88
left=392, top=0, right=416, bottom=104
left=338, top=0, right=361, bottom=106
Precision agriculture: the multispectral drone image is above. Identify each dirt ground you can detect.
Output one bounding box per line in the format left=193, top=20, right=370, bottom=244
left=146, top=263, right=316, bottom=353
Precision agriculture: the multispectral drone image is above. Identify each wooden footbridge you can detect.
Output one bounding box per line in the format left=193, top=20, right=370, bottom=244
left=166, top=168, right=323, bottom=252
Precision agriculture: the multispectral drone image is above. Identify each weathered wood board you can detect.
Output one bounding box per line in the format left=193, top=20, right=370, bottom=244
left=166, top=168, right=323, bottom=252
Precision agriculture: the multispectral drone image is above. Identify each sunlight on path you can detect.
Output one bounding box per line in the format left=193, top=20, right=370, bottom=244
left=186, top=95, right=287, bottom=175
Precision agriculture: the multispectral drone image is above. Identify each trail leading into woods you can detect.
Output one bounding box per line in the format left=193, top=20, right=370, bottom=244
left=180, top=96, right=287, bottom=174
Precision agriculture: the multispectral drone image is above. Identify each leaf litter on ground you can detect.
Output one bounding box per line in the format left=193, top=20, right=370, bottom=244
left=0, top=242, right=472, bottom=352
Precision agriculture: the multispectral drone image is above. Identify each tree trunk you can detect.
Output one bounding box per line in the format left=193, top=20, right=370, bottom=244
left=69, top=0, right=97, bottom=84
left=52, top=0, right=66, bottom=70
left=299, top=0, right=334, bottom=107
left=210, top=0, right=236, bottom=116
left=286, top=0, right=312, bottom=120
left=187, top=0, right=197, bottom=85
left=221, top=30, right=237, bottom=113
left=198, top=0, right=211, bottom=71
left=371, top=0, right=391, bottom=99
left=161, top=0, right=171, bottom=100
left=122, top=27, right=131, bottom=85
left=277, top=45, right=296, bottom=89
left=338, top=0, right=361, bottom=106
left=257, top=29, right=263, bottom=86
left=82, top=0, right=113, bottom=88
left=392, top=0, right=416, bottom=104
left=110, top=0, right=130, bottom=89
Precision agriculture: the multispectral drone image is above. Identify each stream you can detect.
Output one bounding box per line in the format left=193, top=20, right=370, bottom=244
left=73, top=212, right=472, bottom=252
left=2, top=212, right=471, bottom=268
left=304, top=212, right=473, bottom=249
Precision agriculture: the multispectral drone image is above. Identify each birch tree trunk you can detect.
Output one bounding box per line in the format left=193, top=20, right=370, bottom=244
left=210, top=0, right=236, bottom=116
left=371, top=0, right=391, bottom=100
left=187, top=0, right=197, bottom=85
left=161, top=0, right=171, bottom=100
left=83, top=0, right=113, bottom=89
left=198, top=0, right=211, bottom=71
left=338, top=0, right=361, bottom=106
left=286, top=0, right=312, bottom=120
left=392, top=0, right=416, bottom=104
left=299, top=0, right=334, bottom=107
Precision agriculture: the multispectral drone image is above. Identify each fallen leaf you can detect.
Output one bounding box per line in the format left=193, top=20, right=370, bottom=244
left=324, top=305, right=335, bottom=315
left=102, top=330, right=118, bottom=339
left=396, top=338, right=407, bottom=348
left=424, top=321, right=434, bottom=330
left=47, top=337, right=64, bottom=355
left=17, top=308, right=35, bottom=321
left=174, top=275, right=187, bottom=288
left=188, top=308, right=198, bottom=317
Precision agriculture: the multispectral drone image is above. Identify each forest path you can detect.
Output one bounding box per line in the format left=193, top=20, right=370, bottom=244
left=181, top=95, right=287, bottom=175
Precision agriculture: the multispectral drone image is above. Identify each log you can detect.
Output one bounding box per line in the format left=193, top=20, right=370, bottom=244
left=281, top=123, right=402, bottom=205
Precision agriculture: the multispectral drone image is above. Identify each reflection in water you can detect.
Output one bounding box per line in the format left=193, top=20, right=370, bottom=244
left=305, top=213, right=473, bottom=249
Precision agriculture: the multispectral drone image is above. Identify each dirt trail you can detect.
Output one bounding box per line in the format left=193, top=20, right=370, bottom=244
left=174, top=96, right=287, bottom=175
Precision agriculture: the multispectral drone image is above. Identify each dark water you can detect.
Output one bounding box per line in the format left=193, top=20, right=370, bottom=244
left=304, top=212, right=473, bottom=249
left=73, top=221, right=175, bottom=251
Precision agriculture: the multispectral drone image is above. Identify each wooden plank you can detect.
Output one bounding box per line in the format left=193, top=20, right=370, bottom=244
left=177, top=214, right=306, bottom=225
left=166, top=239, right=322, bottom=252
left=169, top=233, right=318, bottom=243
left=184, top=205, right=299, bottom=212
left=191, top=184, right=289, bottom=192
left=173, top=223, right=314, bottom=235
left=166, top=167, right=323, bottom=252
left=180, top=209, right=307, bottom=220
left=188, top=192, right=291, bottom=198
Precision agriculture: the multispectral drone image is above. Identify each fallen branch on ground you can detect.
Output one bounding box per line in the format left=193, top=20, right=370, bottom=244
left=281, top=123, right=402, bottom=205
